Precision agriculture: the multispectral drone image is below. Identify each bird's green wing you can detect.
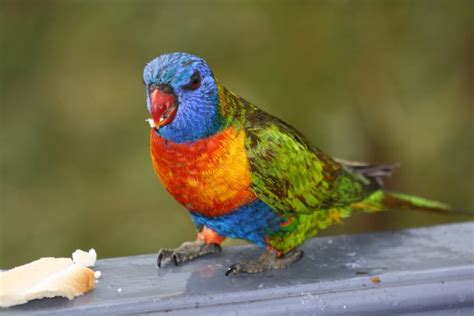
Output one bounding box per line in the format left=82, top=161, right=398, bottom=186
left=243, top=108, right=374, bottom=215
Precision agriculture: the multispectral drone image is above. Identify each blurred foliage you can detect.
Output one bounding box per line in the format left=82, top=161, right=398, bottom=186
left=1, top=0, right=473, bottom=268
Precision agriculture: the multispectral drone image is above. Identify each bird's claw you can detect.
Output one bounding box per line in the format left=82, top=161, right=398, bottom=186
left=225, top=264, right=242, bottom=276
left=157, top=242, right=222, bottom=268
left=157, top=248, right=191, bottom=268
left=225, top=260, right=268, bottom=276
left=225, top=249, right=304, bottom=276
left=157, top=249, right=173, bottom=268
left=172, top=253, right=179, bottom=266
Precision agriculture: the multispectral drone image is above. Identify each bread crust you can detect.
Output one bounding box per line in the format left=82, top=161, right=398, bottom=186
left=0, top=257, right=95, bottom=308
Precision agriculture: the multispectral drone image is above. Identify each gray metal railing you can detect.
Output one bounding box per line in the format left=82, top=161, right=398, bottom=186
left=5, top=222, right=474, bottom=315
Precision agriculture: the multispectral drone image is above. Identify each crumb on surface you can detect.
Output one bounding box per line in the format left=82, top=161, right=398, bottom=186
left=370, top=276, right=381, bottom=284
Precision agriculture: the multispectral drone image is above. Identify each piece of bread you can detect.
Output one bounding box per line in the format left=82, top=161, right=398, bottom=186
left=0, top=257, right=95, bottom=308
left=72, top=249, right=97, bottom=267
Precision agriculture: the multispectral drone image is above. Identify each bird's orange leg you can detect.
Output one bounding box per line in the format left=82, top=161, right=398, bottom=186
left=197, top=226, right=226, bottom=245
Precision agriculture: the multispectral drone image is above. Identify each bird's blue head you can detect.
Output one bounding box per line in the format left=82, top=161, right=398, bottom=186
left=143, top=52, right=222, bottom=143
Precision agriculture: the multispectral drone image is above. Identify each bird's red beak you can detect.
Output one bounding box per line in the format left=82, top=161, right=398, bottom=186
left=150, top=89, right=178, bottom=128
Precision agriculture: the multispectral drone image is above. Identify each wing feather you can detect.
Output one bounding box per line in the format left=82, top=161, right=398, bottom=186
left=242, top=107, right=374, bottom=214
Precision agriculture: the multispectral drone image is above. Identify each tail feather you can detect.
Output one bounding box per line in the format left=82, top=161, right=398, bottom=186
left=338, top=159, right=469, bottom=215
left=336, top=158, right=398, bottom=187
left=351, top=190, right=452, bottom=213
left=383, top=191, right=451, bottom=213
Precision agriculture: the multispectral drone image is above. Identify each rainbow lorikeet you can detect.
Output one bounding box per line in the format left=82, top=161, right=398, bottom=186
left=143, top=52, right=450, bottom=275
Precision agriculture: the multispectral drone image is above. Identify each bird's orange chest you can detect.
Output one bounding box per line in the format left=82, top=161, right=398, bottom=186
left=150, top=127, right=256, bottom=216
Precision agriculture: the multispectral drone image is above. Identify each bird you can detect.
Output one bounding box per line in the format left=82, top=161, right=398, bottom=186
left=143, top=52, right=451, bottom=275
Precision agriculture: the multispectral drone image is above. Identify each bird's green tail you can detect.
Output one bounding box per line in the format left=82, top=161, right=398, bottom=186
left=383, top=191, right=451, bottom=212
left=353, top=190, right=451, bottom=213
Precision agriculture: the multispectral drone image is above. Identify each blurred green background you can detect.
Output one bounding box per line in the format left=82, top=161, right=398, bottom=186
left=1, top=0, right=473, bottom=268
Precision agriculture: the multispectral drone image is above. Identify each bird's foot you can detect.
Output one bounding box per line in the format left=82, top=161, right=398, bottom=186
left=225, top=248, right=304, bottom=276
left=157, top=240, right=221, bottom=268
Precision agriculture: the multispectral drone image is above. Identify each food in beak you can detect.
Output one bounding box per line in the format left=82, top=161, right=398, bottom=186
left=146, top=118, right=156, bottom=128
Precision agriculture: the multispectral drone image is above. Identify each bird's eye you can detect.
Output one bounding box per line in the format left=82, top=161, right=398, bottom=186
left=183, top=72, right=201, bottom=91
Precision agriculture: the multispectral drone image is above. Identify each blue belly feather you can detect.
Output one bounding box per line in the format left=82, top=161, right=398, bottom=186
left=190, top=199, right=282, bottom=247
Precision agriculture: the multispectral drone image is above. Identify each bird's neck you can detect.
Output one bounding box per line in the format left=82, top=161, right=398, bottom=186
left=156, top=82, right=251, bottom=144
left=217, top=81, right=255, bottom=128
left=157, top=87, right=224, bottom=144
